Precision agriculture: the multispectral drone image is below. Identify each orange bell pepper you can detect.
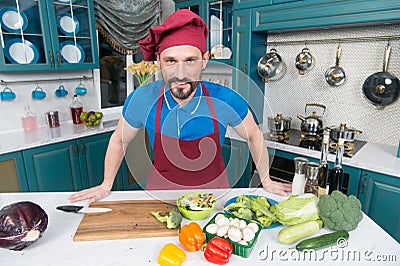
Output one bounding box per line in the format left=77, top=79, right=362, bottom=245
left=158, top=243, right=186, bottom=266
left=178, top=222, right=205, bottom=252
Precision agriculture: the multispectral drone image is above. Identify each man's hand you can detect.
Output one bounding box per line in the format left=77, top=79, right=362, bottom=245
left=261, top=177, right=292, bottom=197
left=68, top=183, right=111, bottom=203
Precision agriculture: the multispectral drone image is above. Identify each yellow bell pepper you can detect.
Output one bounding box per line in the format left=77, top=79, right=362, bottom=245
left=158, top=243, right=186, bottom=266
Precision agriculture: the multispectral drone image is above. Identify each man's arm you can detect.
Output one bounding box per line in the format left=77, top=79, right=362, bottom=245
left=232, top=110, right=291, bottom=196
left=69, top=115, right=140, bottom=203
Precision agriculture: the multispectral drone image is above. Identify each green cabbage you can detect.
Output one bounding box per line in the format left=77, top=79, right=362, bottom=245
left=270, top=193, right=320, bottom=225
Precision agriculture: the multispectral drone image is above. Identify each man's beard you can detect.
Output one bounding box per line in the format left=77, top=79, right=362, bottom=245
left=167, top=78, right=198, bottom=100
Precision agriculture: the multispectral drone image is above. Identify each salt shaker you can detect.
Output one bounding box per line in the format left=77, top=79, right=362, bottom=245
left=305, top=162, right=320, bottom=196
left=292, top=157, right=309, bottom=195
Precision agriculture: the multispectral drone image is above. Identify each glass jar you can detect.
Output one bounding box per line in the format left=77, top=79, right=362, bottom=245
left=305, top=162, right=320, bottom=196
left=46, top=111, right=60, bottom=128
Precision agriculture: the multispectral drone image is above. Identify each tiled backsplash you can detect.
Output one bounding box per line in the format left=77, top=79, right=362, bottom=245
left=262, top=24, right=400, bottom=147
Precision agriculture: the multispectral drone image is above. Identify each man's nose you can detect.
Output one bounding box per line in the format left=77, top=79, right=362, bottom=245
left=175, top=63, right=186, bottom=80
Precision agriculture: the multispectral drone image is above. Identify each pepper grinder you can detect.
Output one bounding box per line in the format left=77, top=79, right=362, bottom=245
left=305, top=162, right=320, bottom=196
left=292, top=157, right=309, bottom=195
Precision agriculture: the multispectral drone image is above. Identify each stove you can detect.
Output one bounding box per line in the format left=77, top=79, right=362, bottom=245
left=265, top=129, right=367, bottom=158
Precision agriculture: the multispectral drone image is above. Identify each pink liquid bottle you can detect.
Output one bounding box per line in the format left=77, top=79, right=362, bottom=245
left=21, top=105, right=38, bottom=132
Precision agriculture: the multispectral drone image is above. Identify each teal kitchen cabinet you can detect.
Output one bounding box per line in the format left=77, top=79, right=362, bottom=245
left=252, top=0, right=400, bottom=32
left=232, top=9, right=265, bottom=123
left=222, top=138, right=251, bottom=188
left=174, top=0, right=233, bottom=64
left=357, top=170, right=400, bottom=242
left=22, top=132, right=126, bottom=192
left=0, top=151, right=29, bottom=192
left=0, top=0, right=99, bottom=72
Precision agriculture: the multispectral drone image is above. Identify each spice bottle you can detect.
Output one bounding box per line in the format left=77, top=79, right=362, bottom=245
left=328, top=138, right=345, bottom=194
left=21, top=105, right=38, bottom=132
left=70, top=94, right=83, bottom=124
left=304, top=162, right=320, bottom=196
left=292, top=157, right=309, bottom=195
left=318, top=132, right=329, bottom=196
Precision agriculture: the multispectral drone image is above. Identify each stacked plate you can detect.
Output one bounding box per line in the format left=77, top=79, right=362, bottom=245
left=0, top=6, right=28, bottom=33
left=4, top=38, right=39, bottom=64
left=60, top=41, right=85, bottom=63
left=57, top=12, right=79, bottom=36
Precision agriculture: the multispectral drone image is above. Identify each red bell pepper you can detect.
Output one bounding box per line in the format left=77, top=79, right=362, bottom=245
left=204, top=237, right=233, bottom=265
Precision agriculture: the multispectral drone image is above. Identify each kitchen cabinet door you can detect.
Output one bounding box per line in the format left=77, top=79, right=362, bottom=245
left=252, top=0, right=400, bottom=32
left=232, top=9, right=265, bottom=124
left=0, top=151, right=29, bottom=192
left=78, top=132, right=126, bottom=190
left=358, top=170, right=400, bottom=242
left=0, top=0, right=98, bottom=72
left=23, top=139, right=83, bottom=192
left=222, top=138, right=251, bottom=187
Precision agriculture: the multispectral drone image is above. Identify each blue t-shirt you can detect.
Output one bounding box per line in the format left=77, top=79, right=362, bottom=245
left=122, top=80, right=249, bottom=148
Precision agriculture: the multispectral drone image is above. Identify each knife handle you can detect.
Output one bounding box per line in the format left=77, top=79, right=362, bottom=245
left=56, top=205, right=84, bottom=213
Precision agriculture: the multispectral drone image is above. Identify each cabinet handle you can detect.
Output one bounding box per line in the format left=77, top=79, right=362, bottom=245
left=361, top=174, right=367, bottom=194
left=49, top=52, right=54, bottom=68
left=243, top=64, right=247, bottom=74
left=73, top=144, right=78, bottom=156
left=80, top=143, right=86, bottom=155
left=56, top=52, right=61, bottom=68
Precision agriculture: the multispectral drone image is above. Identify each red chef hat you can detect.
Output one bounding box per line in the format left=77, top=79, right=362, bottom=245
left=139, top=9, right=209, bottom=61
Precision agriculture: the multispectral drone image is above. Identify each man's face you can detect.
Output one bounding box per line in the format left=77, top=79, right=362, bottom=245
left=158, top=45, right=209, bottom=100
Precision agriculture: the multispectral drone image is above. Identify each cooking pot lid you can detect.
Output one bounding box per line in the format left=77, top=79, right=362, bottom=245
left=269, top=113, right=292, bottom=122
left=327, top=123, right=359, bottom=132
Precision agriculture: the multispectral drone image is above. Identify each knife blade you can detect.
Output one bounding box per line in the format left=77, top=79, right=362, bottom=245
left=56, top=205, right=112, bottom=214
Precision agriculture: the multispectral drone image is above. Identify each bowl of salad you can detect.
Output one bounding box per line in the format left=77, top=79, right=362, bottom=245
left=177, top=192, right=216, bottom=220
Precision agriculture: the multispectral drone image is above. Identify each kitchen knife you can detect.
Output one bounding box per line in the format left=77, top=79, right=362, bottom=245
left=56, top=205, right=112, bottom=214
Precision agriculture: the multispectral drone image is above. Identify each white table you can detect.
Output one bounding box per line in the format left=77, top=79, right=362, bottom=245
left=1, top=188, right=399, bottom=266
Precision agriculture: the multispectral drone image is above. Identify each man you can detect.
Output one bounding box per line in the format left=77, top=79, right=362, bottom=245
left=69, top=9, right=291, bottom=203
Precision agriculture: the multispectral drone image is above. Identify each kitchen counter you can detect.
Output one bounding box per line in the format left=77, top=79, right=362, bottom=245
left=1, top=120, right=399, bottom=178
left=0, top=188, right=399, bottom=265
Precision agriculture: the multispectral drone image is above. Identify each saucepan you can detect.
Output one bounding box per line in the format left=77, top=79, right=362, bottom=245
left=267, top=113, right=292, bottom=132
left=257, top=48, right=286, bottom=82
left=362, top=43, right=400, bottom=109
left=325, top=44, right=346, bottom=86
left=325, top=123, right=362, bottom=142
left=295, top=47, right=314, bottom=75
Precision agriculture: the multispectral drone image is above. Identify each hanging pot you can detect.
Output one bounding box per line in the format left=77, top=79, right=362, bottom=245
left=297, top=103, right=326, bottom=135
left=257, top=48, right=286, bottom=83
left=267, top=113, right=292, bottom=132
left=325, top=44, right=346, bottom=86
left=325, top=123, right=362, bottom=142
left=362, top=43, right=400, bottom=109
left=295, top=47, right=314, bottom=75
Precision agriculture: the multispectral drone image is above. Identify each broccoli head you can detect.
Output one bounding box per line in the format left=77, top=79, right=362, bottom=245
left=230, top=208, right=253, bottom=221
left=318, top=190, right=363, bottom=231
left=151, top=210, right=183, bottom=229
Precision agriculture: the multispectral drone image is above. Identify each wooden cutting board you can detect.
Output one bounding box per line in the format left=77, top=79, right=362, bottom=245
left=73, top=200, right=179, bottom=242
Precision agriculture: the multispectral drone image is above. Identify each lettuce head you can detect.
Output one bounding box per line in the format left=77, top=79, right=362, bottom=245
left=270, top=193, right=320, bottom=225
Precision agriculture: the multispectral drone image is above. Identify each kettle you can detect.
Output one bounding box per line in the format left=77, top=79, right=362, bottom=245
left=297, top=103, right=326, bottom=135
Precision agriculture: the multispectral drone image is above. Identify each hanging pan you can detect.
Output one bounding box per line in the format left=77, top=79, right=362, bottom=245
left=325, top=43, right=346, bottom=86
left=257, top=48, right=286, bottom=83
left=362, top=43, right=400, bottom=109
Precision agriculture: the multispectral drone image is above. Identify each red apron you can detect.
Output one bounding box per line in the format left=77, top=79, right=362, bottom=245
left=146, top=82, right=230, bottom=190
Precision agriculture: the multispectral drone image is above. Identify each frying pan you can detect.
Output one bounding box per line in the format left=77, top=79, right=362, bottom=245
left=362, top=43, right=400, bottom=109
left=325, top=44, right=346, bottom=86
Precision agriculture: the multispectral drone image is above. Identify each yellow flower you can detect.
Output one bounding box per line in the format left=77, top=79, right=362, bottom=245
left=125, top=60, right=158, bottom=86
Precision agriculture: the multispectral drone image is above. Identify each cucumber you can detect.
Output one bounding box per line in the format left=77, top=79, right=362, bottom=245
left=278, top=220, right=323, bottom=244
left=295, top=230, right=349, bottom=251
